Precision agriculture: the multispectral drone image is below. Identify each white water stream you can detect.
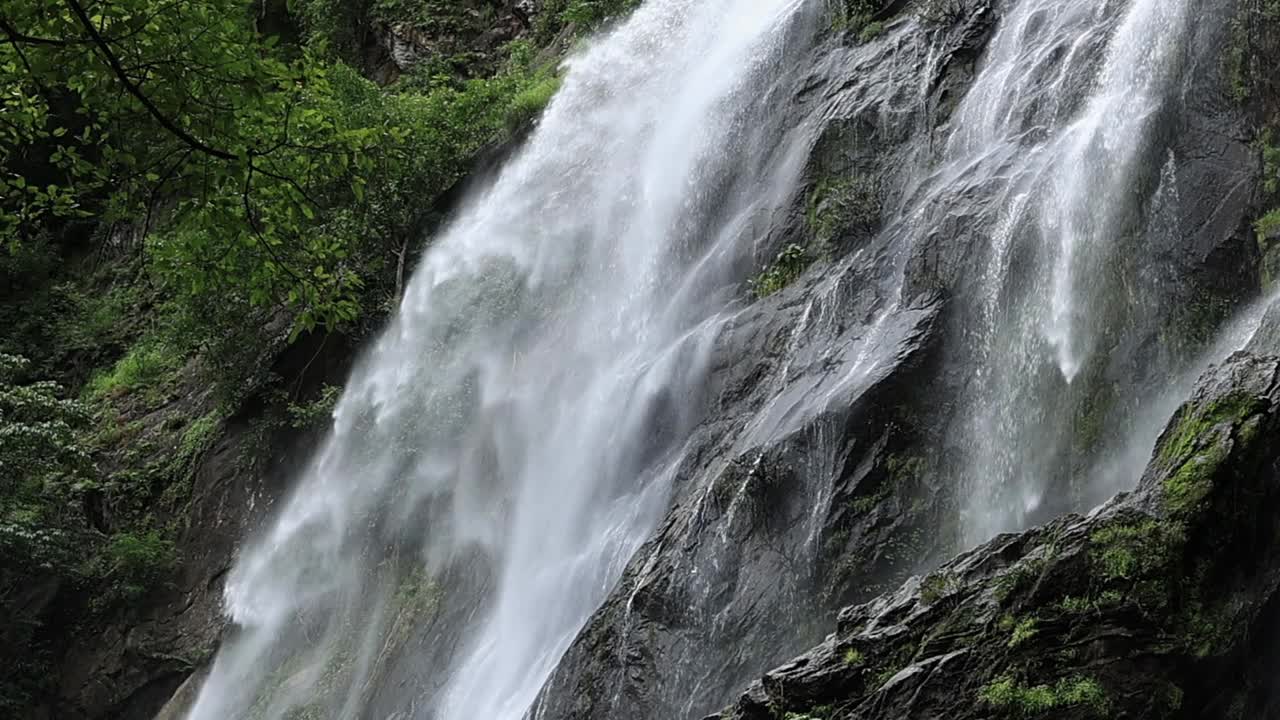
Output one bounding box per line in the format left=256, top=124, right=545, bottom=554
left=184, top=1, right=813, bottom=718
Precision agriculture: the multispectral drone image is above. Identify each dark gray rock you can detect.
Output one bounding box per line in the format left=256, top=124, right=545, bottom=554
left=710, top=351, right=1280, bottom=720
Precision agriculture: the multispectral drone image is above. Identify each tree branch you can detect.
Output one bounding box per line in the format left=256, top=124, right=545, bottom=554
left=62, top=0, right=238, bottom=161
left=0, top=17, right=69, bottom=46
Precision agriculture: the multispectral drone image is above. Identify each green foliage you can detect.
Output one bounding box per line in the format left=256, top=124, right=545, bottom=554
left=287, top=385, right=343, bottom=428
left=537, top=0, right=643, bottom=39
left=1260, top=130, right=1280, bottom=197
left=994, top=558, right=1044, bottom=604
left=85, top=339, right=183, bottom=400
left=507, top=74, right=563, bottom=131
left=830, top=0, right=880, bottom=35
left=2, top=0, right=561, bottom=342
left=1005, top=616, right=1038, bottom=648
left=750, top=244, right=813, bottom=298
left=0, top=354, right=93, bottom=501
left=843, top=647, right=865, bottom=666
left=858, top=21, right=886, bottom=42
left=807, top=175, right=881, bottom=246
left=87, top=530, right=177, bottom=600
left=979, top=675, right=1108, bottom=717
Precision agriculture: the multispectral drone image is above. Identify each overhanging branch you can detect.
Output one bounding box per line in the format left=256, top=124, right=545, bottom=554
left=62, top=0, right=238, bottom=161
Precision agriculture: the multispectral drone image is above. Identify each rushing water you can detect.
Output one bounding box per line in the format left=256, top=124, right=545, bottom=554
left=185, top=1, right=813, bottom=718
left=937, top=0, right=1194, bottom=543
left=181, top=0, right=1254, bottom=717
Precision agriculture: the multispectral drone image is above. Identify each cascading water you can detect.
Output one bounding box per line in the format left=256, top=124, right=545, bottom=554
left=183, top=1, right=815, bottom=719
left=931, top=0, right=1195, bottom=543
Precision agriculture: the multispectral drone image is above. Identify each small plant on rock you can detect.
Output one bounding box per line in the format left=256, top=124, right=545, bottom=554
left=750, top=244, right=813, bottom=298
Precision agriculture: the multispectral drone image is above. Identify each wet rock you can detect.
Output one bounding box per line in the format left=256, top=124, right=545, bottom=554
left=709, top=351, right=1280, bottom=720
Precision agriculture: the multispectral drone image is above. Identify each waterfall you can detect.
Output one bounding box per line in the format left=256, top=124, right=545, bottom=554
left=184, top=1, right=815, bottom=718
left=933, top=0, right=1195, bottom=543
left=177, top=0, right=1259, bottom=717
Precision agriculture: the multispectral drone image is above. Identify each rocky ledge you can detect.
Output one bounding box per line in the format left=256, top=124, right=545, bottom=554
left=710, top=351, right=1280, bottom=720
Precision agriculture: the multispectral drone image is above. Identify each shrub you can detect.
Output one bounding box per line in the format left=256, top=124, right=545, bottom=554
left=980, top=675, right=1108, bottom=717
left=750, top=244, right=813, bottom=298
left=100, top=530, right=177, bottom=599
left=506, top=74, right=563, bottom=131
left=85, top=340, right=183, bottom=400
left=287, top=385, right=343, bottom=429
left=1258, top=209, right=1280, bottom=239
left=0, top=354, right=93, bottom=499
left=1007, top=616, right=1039, bottom=647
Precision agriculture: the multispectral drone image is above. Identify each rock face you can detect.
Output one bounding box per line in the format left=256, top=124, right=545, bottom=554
left=37, top=329, right=357, bottom=720
left=710, top=350, right=1280, bottom=719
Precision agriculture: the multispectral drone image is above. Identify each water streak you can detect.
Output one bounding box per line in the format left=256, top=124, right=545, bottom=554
left=942, top=0, right=1193, bottom=543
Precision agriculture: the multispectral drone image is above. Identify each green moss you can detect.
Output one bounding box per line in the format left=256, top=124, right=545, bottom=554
left=1163, top=444, right=1230, bottom=517
left=871, top=663, right=905, bottom=689
left=1091, top=521, right=1156, bottom=580
left=806, top=175, right=881, bottom=247
left=843, top=647, right=866, bottom=666
left=1056, top=595, right=1091, bottom=614
left=750, top=244, right=813, bottom=298
left=180, top=412, right=221, bottom=459
left=829, top=0, right=879, bottom=35
left=1227, top=18, right=1250, bottom=103
left=994, top=558, right=1045, bottom=604
left=858, top=21, right=886, bottom=42
left=1072, top=387, right=1115, bottom=455
left=394, top=568, right=443, bottom=618
left=1262, top=130, right=1280, bottom=197
left=918, top=0, right=971, bottom=25
left=1258, top=209, right=1280, bottom=287
left=979, top=675, right=1108, bottom=717
left=920, top=572, right=955, bottom=605
left=1006, top=616, right=1039, bottom=648
left=1087, top=518, right=1185, bottom=618
left=1156, top=392, right=1266, bottom=516
left=1182, top=599, right=1233, bottom=658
